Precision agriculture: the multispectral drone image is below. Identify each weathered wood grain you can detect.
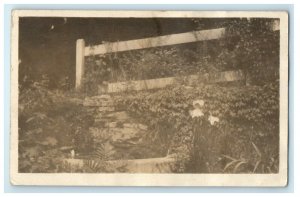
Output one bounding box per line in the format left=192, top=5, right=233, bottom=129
left=84, top=28, right=225, bottom=56
left=99, top=70, right=245, bottom=94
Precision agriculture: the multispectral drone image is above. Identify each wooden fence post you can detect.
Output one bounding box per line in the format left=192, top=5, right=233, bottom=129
left=76, top=39, right=85, bottom=90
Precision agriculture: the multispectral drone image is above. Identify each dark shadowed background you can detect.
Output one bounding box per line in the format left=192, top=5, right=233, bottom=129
left=19, top=17, right=230, bottom=89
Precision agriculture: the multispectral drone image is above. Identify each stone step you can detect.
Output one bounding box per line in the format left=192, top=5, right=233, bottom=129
left=87, top=94, right=112, bottom=100
left=94, top=110, right=130, bottom=120
left=102, top=111, right=131, bottom=121
left=83, top=95, right=114, bottom=107
left=123, top=123, right=148, bottom=130
left=97, top=106, right=115, bottom=112
left=89, top=127, right=146, bottom=144
left=83, top=100, right=114, bottom=107
left=92, top=121, right=148, bottom=130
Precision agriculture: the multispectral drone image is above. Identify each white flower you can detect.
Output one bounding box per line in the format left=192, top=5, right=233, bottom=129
left=193, top=100, right=205, bottom=109
left=190, top=108, right=204, bottom=118
left=70, top=150, right=75, bottom=159
left=208, top=115, right=219, bottom=125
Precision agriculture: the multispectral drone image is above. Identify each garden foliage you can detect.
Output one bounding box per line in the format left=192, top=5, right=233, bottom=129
left=114, top=82, right=279, bottom=173
left=18, top=18, right=280, bottom=173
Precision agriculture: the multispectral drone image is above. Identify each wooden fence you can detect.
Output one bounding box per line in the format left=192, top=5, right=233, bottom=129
left=75, top=19, right=280, bottom=91
left=75, top=28, right=226, bottom=89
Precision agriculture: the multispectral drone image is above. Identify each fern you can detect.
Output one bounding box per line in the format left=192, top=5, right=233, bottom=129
left=83, top=142, right=116, bottom=173
left=83, top=159, right=105, bottom=172
left=94, top=142, right=115, bottom=161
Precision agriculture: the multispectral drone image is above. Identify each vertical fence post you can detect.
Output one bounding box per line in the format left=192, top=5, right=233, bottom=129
left=76, top=39, right=85, bottom=90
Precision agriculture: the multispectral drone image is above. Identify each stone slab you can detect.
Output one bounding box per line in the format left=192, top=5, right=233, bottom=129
left=63, top=156, right=177, bottom=173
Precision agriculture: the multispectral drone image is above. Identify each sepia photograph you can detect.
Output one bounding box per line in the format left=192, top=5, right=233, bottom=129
left=10, top=10, right=288, bottom=186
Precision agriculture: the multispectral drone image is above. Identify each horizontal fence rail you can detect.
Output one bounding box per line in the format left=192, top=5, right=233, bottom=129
left=98, top=70, right=245, bottom=94
left=84, top=28, right=226, bottom=56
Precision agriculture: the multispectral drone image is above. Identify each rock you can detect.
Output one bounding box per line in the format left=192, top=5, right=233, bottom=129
left=85, top=95, right=111, bottom=100
left=89, top=125, right=146, bottom=146
left=123, top=123, right=135, bottom=128
left=89, top=125, right=148, bottom=160
left=86, top=107, right=97, bottom=113
left=84, top=100, right=113, bottom=107
left=105, top=122, right=117, bottom=128
left=109, top=127, right=145, bottom=143
left=138, top=124, right=148, bottom=130
left=123, top=123, right=148, bottom=130
left=37, top=136, right=58, bottom=146
left=98, top=106, right=115, bottom=112
left=59, top=146, right=75, bottom=151
left=97, top=95, right=111, bottom=100
left=83, top=96, right=113, bottom=107
left=103, top=111, right=130, bottom=121
left=94, top=117, right=113, bottom=123
left=90, top=127, right=144, bottom=143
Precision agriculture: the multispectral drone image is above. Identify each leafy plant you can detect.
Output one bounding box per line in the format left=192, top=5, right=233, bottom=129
left=83, top=142, right=128, bottom=173
left=222, top=154, right=248, bottom=173
left=114, top=81, right=279, bottom=173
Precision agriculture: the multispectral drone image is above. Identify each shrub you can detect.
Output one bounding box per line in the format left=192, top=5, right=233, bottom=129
left=18, top=82, right=95, bottom=172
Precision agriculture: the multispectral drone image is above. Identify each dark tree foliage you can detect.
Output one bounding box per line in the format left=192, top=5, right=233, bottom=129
left=222, top=18, right=279, bottom=84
